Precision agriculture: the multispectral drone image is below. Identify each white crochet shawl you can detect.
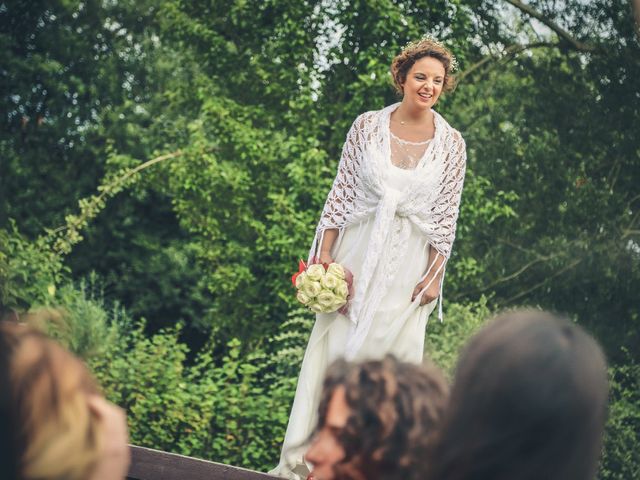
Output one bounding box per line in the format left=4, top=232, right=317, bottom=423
left=309, top=102, right=467, bottom=359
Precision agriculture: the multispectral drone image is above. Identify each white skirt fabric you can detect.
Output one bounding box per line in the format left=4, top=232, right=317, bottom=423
left=270, top=167, right=437, bottom=479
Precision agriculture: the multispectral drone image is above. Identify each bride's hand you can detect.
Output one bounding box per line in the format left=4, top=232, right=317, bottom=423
left=319, top=251, right=334, bottom=264
left=412, top=280, right=439, bottom=305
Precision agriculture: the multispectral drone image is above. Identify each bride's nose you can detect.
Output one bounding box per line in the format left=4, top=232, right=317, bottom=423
left=420, top=79, right=433, bottom=92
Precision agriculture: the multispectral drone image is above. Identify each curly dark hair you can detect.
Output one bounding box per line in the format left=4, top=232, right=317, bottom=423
left=390, top=38, right=457, bottom=95
left=314, top=355, right=449, bottom=480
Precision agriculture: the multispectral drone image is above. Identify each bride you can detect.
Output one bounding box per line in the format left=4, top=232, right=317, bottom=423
left=271, top=37, right=467, bottom=479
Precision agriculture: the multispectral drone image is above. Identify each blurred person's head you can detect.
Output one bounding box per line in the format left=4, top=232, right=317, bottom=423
left=305, top=355, right=449, bottom=480
left=427, top=309, right=609, bottom=480
left=0, top=319, right=129, bottom=480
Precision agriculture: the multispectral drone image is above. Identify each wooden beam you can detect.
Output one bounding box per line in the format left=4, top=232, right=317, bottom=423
left=127, top=445, right=280, bottom=480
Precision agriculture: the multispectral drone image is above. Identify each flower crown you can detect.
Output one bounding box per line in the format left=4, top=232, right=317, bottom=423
left=402, top=34, right=459, bottom=72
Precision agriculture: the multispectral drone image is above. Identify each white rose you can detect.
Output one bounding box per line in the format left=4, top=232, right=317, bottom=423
left=296, top=291, right=311, bottom=305
left=332, top=297, right=347, bottom=310
left=308, top=302, right=324, bottom=313
left=327, top=263, right=345, bottom=279
left=335, top=282, right=349, bottom=300
left=320, top=272, right=340, bottom=290
left=295, top=271, right=308, bottom=288
left=302, top=281, right=322, bottom=298
left=316, top=291, right=337, bottom=309
left=306, top=264, right=325, bottom=281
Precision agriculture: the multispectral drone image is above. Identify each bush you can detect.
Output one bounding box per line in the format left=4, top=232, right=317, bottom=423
left=87, top=306, right=313, bottom=471
left=599, top=351, right=640, bottom=480
left=424, top=297, right=491, bottom=376
left=0, top=224, right=65, bottom=310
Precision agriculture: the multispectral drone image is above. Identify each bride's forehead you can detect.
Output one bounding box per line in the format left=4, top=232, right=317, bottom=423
left=410, top=57, right=446, bottom=75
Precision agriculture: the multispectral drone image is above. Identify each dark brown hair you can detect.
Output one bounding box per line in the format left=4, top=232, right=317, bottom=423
left=426, top=309, right=609, bottom=480
left=0, top=322, right=20, bottom=479
left=390, top=38, right=457, bottom=94
left=315, top=355, right=449, bottom=480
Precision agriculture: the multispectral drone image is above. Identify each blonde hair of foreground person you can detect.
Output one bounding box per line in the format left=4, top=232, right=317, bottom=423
left=0, top=319, right=130, bottom=480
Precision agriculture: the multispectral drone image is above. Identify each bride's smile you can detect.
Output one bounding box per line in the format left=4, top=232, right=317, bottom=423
left=401, top=56, right=446, bottom=110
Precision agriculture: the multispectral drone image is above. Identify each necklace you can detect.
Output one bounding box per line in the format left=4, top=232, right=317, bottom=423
left=392, top=115, right=431, bottom=127
left=393, top=118, right=420, bottom=126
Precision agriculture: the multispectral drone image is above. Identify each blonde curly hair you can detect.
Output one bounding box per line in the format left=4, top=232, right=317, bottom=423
left=390, top=37, right=458, bottom=95
left=0, top=320, right=104, bottom=480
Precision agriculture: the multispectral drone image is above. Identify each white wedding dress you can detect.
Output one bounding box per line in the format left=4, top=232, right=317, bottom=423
left=270, top=124, right=439, bottom=479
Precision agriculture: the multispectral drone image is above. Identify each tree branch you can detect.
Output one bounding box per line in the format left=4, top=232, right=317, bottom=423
left=635, top=0, right=640, bottom=42
left=502, top=258, right=582, bottom=304
left=458, top=41, right=557, bottom=82
left=477, top=257, right=549, bottom=292
left=622, top=229, right=640, bottom=239
left=43, top=150, right=183, bottom=255
left=497, top=237, right=540, bottom=255
left=459, top=239, right=563, bottom=297
left=503, top=0, right=597, bottom=52
left=47, top=150, right=183, bottom=236
left=625, top=193, right=640, bottom=215
left=625, top=210, right=640, bottom=234
left=621, top=195, right=640, bottom=234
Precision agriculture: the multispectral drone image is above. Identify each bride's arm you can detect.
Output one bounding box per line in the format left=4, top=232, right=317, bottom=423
left=412, top=248, right=446, bottom=305
left=412, top=130, right=467, bottom=306
left=319, top=228, right=338, bottom=263
left=311, top=114, right=367, bottom=263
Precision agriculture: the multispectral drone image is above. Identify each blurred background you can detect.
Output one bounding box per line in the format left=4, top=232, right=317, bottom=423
left=1, top=0, right=638, bottom=477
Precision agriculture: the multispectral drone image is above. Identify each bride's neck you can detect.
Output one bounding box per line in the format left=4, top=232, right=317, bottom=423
left=394, top=101, right=432, bottom=125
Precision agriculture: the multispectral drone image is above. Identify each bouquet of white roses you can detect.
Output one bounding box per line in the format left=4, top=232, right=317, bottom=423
left=291, top=259, right=353, bottom=314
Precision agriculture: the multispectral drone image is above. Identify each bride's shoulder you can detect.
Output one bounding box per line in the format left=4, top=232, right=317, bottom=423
left=348, top=106, right=389, bottom=133
left=435, top=111, right=465, bottom=145
left=352, top=109, right=379, bottom=126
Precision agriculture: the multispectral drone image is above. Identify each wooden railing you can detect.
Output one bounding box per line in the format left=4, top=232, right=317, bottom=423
left=126, top=445, right=281, bottom=480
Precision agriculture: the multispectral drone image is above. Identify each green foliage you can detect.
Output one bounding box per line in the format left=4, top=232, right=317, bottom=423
left=43, top=150, right=182, bottom=256
left=0, top=223, right=64, bottom=309
left=600, top=353, right=640, bottom=480
left=16, top=274, right=313, bottom=470
left=4, top=0, right=637, bottom=356
left=43, top=279, right=122, bottom=358
left=0, top=0, right=156, bottom=234
left=424, top=297, right=491, bottom=376
left=86, top=306, right=312, bottom=471
left=448, top=45, right=640, bottom=359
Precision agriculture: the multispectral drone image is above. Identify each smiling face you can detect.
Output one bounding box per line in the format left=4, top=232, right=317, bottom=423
left=401, top=56, right=446, bottom=110
left=305, top=386, right=350, bottom=480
